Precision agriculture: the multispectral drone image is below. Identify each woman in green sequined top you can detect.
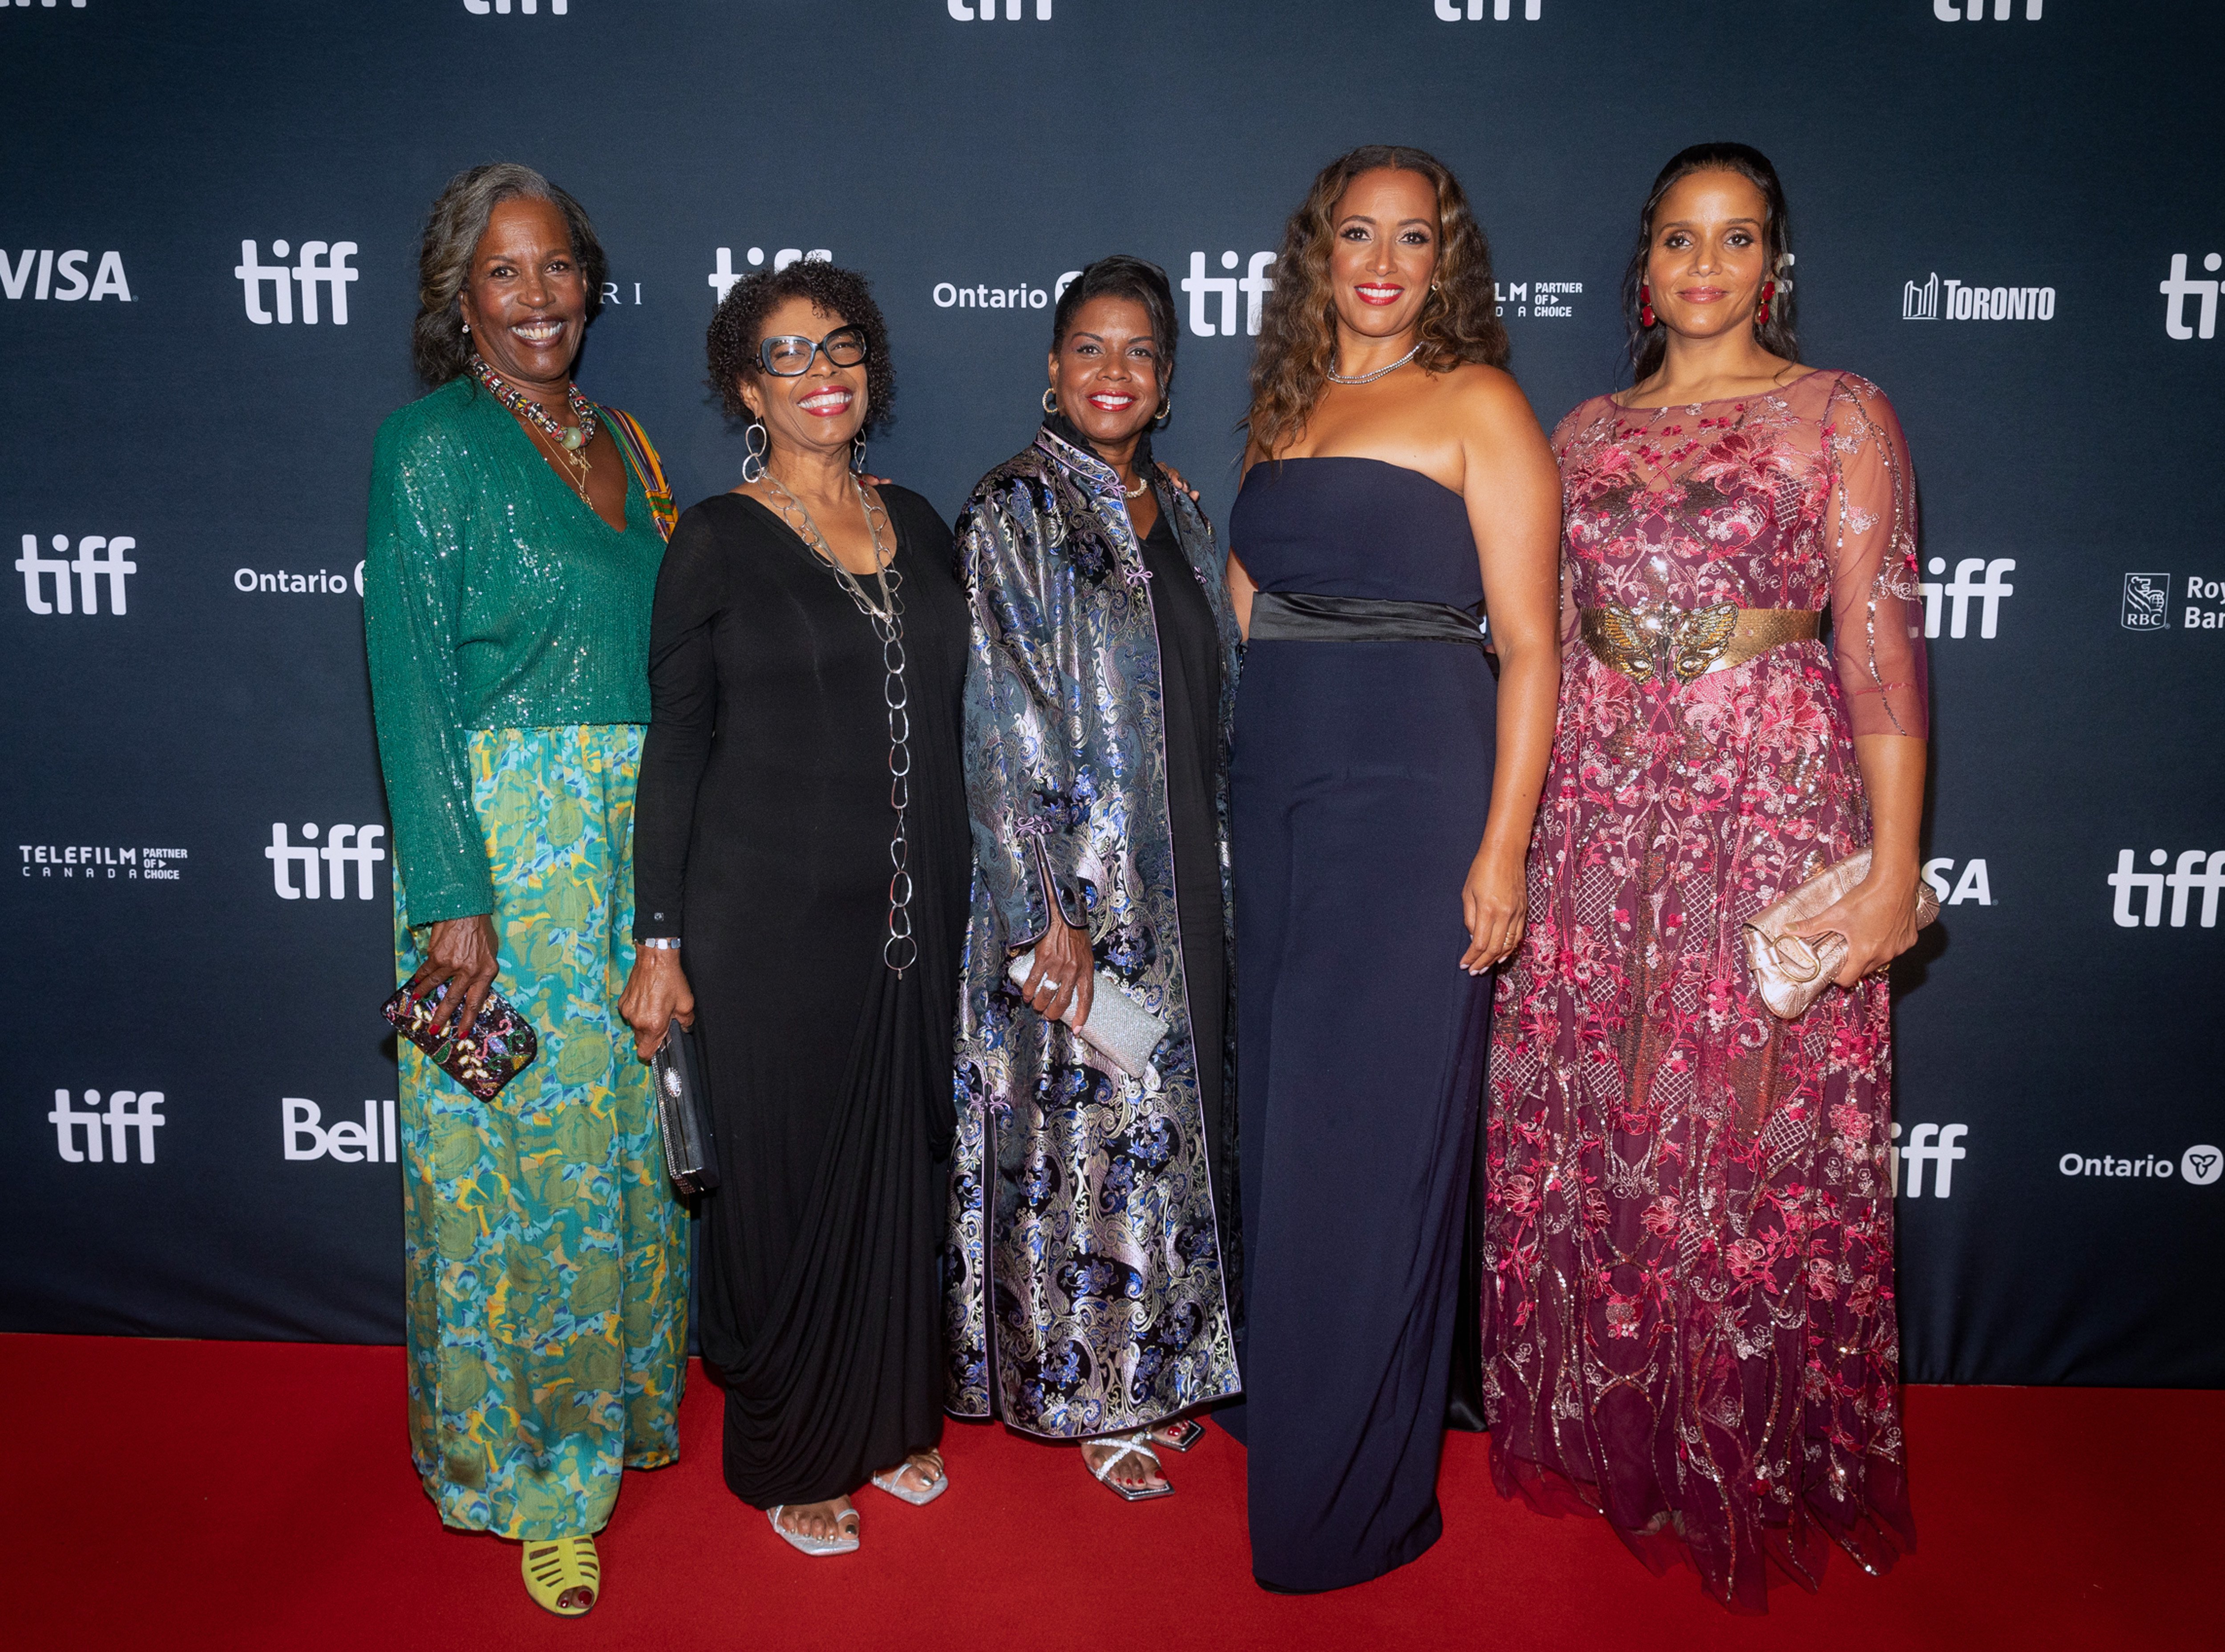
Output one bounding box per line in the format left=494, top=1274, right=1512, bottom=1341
left=362, top=162, right=685, bottom=1621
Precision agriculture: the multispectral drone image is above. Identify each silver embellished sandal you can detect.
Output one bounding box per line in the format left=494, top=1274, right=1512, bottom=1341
left=868, top=1450, right=948, bottom=1507
left=1086, top=1432, right=1173, bottom=1502
left=766, top=1503, right=860, bottom=1557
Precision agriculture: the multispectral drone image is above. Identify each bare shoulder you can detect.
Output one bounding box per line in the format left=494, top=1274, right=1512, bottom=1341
left=1437, top=361, right=1543, bottom=434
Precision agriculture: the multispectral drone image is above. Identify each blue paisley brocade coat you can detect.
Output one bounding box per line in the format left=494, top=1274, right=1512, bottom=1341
left=946, top=424, right=1242, bottom=1437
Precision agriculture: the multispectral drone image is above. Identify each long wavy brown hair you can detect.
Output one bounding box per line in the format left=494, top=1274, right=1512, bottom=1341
left=1245, top=145, right=1508, bottom=459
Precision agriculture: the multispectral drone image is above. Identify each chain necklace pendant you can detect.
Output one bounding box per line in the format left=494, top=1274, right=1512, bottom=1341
left=470, top=353, right=598, bottom=502
left=1326, top=340, right=1424, bottom=386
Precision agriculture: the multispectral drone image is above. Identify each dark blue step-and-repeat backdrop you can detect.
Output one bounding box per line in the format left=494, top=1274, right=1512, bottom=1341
left=3, top=1, right=2219, bottom=1385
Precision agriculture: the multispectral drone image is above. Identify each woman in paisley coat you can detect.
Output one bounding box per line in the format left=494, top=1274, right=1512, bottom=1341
left=1481, top=145, right=1929, bottom=1612
left=948, top=256, right=1242, bottom=1499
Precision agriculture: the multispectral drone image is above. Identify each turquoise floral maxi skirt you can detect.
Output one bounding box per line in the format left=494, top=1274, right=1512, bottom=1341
left=392, top=724, right=689, bottom=1540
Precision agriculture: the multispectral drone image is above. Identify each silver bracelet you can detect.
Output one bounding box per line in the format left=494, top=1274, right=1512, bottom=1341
left=639, top=936, right=682, bottom=951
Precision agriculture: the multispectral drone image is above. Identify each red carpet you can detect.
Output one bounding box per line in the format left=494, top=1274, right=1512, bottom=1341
left=6, top=1335, right=2213, bottom=1651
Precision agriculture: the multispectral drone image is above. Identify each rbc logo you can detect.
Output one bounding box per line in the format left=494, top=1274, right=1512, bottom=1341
left=15, top=534, right=135, bottom=615
left=266, top=823, right=387, bottom=900
left=47, top=1089, right=164, bottom=1164
left=2122, top=572, right=2172, bottom=631
left=1181, top=252, right=1277, bottom=338
left=234, top=239, right=359, bottom=326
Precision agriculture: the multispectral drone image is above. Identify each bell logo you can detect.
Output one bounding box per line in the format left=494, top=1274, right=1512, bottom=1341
left=1181, top=252, right=1276, bottom=338
left=0, top=249, right=130, bottom=302
left=16, top=534, right=135, bottom=615
left=2108, top=850, right=2225, bottom=929
left=1918, top=557, right=2014, bottom=638
left=708, top=246, right=830, bottom=304
left=265, top=823, right=387, bottom=900
left=233, top=239, right=359, bottom=326
left=283, top=1098, right=397, bottom=1163
left=1891, top=1122, right=1968, bottom=1198
left=48, top=1089, right=164, bottom=1164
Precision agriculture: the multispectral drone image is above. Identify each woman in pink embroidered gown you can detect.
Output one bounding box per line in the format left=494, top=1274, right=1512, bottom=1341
left=1481, top=145, right=1929, bottom=1612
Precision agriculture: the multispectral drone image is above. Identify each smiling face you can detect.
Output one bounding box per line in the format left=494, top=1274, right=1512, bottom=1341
left=1048, top=295, right=1164, bottom=451
left=456, top=195, right=589, bottom=391
left=1644, top=169, right=1774, bottom=342
left=1326, top=166, right=1441, bottom=340
left=738, top=296, right=870, bottom=462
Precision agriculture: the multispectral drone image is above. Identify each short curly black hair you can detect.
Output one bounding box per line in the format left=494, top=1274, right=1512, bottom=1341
left=706, top=261, right=895, bottom=434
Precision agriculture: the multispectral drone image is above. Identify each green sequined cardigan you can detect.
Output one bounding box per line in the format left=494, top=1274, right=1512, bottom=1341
left=364, top=377, right=667, bottom=925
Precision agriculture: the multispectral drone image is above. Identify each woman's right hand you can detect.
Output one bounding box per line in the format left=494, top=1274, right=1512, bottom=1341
left=407, top=915, right=500, bottom=1039
left=619, top=947, right=696, bottom=1062
left=1016, top=911, right=1095, bottom=1029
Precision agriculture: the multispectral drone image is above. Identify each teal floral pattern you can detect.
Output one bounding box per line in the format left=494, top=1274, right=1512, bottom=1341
left=395, top=723, right=688, bottom=1540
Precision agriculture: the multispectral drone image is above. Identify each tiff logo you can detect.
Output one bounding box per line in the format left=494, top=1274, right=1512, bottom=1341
left=462, top=1, right=567, bottom=12
left=1182, top=251, right=1276, bottom=338
left=266, top=823, right=387, bottom=900
left=1918, top=557, right=2013, bottom=638
left=2160, top=254, right=2221, bottom=340
left=1436, top=1, right=1543, bottom=17
left=1922, top=857, right=1994, bottom=907
left=283, top=1098, right=397, bottom=1163
left=0, top=249, right=130, bottom=301
left=234, top=239, right=359, bottom=325
left=708, top=245, right=830, bottom=304
left=15, top=534, right=135, bottom=615
left=8, top=4, right=95, bottom=10
left=48, top=1089, right=164, bottom=1163
left=1891, top=1122, right=1967, bottom=1198
left=2109, top=850, right=2225, bottom=929
left=947, top=1, right=1051, bottom=16
left=1933, top=0, right=2042, bottom=15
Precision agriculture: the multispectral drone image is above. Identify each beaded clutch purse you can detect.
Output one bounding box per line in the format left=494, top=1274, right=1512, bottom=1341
left=1005, top=950, right=1171, bottom=1080
left=380, top=980, right=538, bottom=1102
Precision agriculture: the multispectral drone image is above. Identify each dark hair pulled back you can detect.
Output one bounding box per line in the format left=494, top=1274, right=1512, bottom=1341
left=1622, top=142, right=1797, bottom=382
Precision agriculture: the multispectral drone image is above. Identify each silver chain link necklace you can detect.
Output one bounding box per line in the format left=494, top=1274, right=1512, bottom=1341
left=761, top=470, right=918, bottom=974
left=1325, top=340, right=1423, bottom=386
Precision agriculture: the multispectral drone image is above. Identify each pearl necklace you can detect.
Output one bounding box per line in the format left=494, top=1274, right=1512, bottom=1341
left=470, top=354, right=599, bottom=503
left=1326, top=341, right=1423, bottom=386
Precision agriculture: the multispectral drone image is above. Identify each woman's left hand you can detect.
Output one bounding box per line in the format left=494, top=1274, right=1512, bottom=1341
left=1460, top=842, right=1527, bottom=974
left=1159, top=464, right=1202, bottom=502
left=1796, top=862, right=1923, bottom=987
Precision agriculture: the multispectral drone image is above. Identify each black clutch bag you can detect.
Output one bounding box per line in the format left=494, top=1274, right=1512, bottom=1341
left=649, top=1022, right=720, bottom=1195
left=380, top=980, right=538, bottom=1102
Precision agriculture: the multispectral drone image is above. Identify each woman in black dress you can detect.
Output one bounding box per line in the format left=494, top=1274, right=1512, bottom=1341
left=619, top=262, right=970, bottom=1556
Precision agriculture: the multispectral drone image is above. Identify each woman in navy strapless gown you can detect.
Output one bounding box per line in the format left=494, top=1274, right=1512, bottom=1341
left=1225, top=146, right=1562, bottom=1591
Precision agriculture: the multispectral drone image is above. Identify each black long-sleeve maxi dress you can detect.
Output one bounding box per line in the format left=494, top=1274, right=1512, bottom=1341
left=631, top=486, right=971, bottom=1508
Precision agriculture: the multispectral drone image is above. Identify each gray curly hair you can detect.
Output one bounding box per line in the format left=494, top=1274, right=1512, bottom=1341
left=410, top=162, right=608, bottom=386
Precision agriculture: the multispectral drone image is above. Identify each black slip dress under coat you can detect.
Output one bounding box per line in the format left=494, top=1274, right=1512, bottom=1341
left=631, top=485, right=971, bottom=1508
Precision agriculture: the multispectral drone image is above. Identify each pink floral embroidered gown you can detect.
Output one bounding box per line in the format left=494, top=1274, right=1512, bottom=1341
left=1481, top=370, right=1927, bottom=1612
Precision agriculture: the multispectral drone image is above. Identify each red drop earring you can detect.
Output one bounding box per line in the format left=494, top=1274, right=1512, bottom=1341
left=1639, top=282, right=1656, bottom=328
left=1755, top=280, right=1776, bottom=328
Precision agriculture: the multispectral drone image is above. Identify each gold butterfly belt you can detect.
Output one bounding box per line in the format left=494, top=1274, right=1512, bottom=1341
left=1579, top=603, right=1822, bottom=685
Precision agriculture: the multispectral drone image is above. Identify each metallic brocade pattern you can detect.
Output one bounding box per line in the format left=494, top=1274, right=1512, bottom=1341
left=947, top=425, right=1242, bottom=1437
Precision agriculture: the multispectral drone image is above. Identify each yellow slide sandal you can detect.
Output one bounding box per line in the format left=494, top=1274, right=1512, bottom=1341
left=520, top=1533, right=600, bottom=1616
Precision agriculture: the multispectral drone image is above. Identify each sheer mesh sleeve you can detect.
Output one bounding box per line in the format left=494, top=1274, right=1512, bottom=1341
left=1822, top=375, right=1928, bottom=739
left=631, top=506, right=726, bottom=941
left=1548, top=404, right=1593, bottom=650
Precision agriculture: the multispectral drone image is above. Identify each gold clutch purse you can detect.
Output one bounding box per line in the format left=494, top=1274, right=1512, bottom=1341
left=1742, top=849, right=1940, bottom=1020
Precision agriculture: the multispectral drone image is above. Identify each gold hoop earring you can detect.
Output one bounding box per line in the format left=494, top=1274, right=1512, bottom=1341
left=1042, top=387, right=1058, bottom=417
left=1153, top=398, right=1170, bottom=428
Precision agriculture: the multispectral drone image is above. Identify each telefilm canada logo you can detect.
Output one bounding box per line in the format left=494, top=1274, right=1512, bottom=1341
left=708, top=246, right=829, bottom=304
left=234, top=239, right=359, bottom=326
left=2159, top=255, right=2220, bottom=340
left=2060, top=1145, right=2221, bottom=1187
left=47, top=1090, right=165, bottom=1164
left=20, top=843, right=187, bottom=882
left=1901, top=272, right=2055, bottom=323
left=15, top=534, right=135, bottom=615
left=2108, top=850, right=2225, bottom=929
left=1, top=249, right=130, bottom=302
left=1498, top=281, right=1581, bottom=321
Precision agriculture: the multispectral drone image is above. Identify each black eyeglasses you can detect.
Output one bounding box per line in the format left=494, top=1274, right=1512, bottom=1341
left=758, top=324, right=871, bottom=377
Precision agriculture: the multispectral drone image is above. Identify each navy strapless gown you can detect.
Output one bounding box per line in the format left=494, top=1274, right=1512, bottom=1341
left=1226, top=458, right=1496, bottom=1591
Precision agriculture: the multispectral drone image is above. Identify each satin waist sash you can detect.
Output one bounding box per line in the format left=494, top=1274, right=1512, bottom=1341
left=1248, top=590, right=1489, bottom=647
left=1579, top=603, right=1821, bottom=685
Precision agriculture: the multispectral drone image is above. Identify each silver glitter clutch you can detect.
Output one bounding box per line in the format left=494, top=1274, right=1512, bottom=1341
left=1005, top=950, right=1170, bottom=1080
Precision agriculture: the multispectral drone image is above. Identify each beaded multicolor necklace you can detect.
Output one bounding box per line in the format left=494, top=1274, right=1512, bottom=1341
left=469, top=353, right=599, bottom=505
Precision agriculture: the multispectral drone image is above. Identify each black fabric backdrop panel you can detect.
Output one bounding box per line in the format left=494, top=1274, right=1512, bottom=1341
left=4, top=0, right=2219, bottom=1385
